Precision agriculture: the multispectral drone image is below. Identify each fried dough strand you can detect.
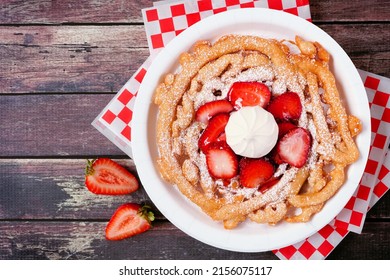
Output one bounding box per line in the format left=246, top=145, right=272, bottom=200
left=154, top=35, right=361, bottom=229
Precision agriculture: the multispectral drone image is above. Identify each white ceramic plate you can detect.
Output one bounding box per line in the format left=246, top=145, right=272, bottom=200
left=132, top=8, right=371, bottom=252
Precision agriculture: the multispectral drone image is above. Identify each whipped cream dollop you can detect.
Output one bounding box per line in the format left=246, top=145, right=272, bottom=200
left=225, top=106, right=279, bottom=158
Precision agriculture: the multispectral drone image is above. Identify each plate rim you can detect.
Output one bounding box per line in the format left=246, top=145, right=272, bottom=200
left=132, top=8, right=371, bottom=252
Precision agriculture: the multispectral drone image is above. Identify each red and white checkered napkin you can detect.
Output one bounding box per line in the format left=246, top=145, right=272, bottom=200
left=274, top=152, right=390, bottom=260
left=92, top=0, right=390, bottom=259
left=142, top=0, right=311, bottom=55
left=274, top=71, right=390, bottom=259
left=329, top=70, right=390, bottom=234
left=92, top=0, right=311, bottom=156
left=92, top=57, right=152, bottom=158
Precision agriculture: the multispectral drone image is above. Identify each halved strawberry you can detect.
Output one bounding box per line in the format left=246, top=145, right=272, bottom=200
left=269, top=148, right=284, bottom=165
left=269, top=122, right=298, bottom=164
left=106, top=203, right=154, bottom=241
left=259, top=177, right=280, bottom=193
left=198, top=113, right=230, bottom=152
left=276, top=127, right=311, bottom=168
left=216, top=132, right=226, bottom=142
left=85, top=158, right=139, bottom=195
left=228, top=81, right=271, bottom=109
left=195, top=100, right=234, bottom=124
left=239, top=158, right=274, bottom=188
left=267, top=91, right=302, bottom=121
left=205, top=142, right=238, bottom=180
left=277, top=121, right=297, bottom=138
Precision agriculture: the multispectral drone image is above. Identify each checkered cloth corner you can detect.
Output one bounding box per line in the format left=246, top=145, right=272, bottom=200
left=273, top=224, right=349, bottom=260
left=142, top=0, right=311, bottom=55
left=275, top=71, right=390, bottom=259
left=92, top=58, right=152, bottom=157
left=331, top=183, right=372, bottom=234
left=330, top=70, right=390, bottom=233
left=276, top=149, right=390, bottom=260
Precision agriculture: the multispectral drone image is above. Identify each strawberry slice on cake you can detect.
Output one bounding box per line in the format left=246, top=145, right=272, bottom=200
left=228, top=81, right=271, bottom=109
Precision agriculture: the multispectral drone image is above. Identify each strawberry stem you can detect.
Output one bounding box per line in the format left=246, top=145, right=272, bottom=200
left=85, top=159, right=96, bottom=176
left=138, top=205, right=155, bottom=225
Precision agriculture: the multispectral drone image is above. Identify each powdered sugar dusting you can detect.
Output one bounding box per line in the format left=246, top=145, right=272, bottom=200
left=166, top=44, right=307, bottom=212
left=154, top=34, right=358, bottom=228
left=193, top=65, right=275, bottom=110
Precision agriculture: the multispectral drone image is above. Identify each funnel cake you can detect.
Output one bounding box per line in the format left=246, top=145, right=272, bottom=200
left=154, top=35, right=361, bottom=229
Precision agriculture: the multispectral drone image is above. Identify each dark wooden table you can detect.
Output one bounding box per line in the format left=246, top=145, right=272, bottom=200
left=0, top=0, right=389, bottom=260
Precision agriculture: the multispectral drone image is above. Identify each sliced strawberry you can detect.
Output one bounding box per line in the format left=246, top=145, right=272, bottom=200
left=276, top=127, right=311, bottom=168
left=239, top=158, right=274, bottom=188
left=205, top=142, right=238, bottom=180
left=195, top=100, right=234, bottom=124
left=216, top=132, right=227, bottom=142
left=228, top=81, right=271, bottom=109
left=267, top=91, right=302, bottom=121
left=198, top=113, right=230, bottom=152
left=270, top=122, right=298, bottom=164
left=277, top=121, right=297, bottom=138
left=270, top=148, right=284, bottom=165
left=259, top=177, right=280, bottom=193
left=85, top=158, right=139, bottom=195
left=106, top=203, right=154, bottom=241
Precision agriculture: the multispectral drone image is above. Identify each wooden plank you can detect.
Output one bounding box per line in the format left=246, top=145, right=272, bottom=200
left=320, top=24, right=390, bottom=78
left=311, top=0, right=390, bottom=22
left=320, top=24, right=390, bottom=57
left=1, top=0, right=389, bottom=24
left=0, top=159, right=158, bottom=220
left=0, top=26, right=149, bottom=93
left=0, top=25, right=147, bottom=46
left=0, top=158, right=158, bottom=220
left=0, top=221, right=277, bottom=260
left=0, top=159, right=389, bottom=220
left=0, top=0, right=153, bottom=24
left=328, top=222, right=390, bottom=260
left=366, top=193, right=390, bottom=219
left=1, top=24, right=389, bottom=94
left=0, top=94, right=126, bottom=157
left=0, top=221, right=388, bottom=259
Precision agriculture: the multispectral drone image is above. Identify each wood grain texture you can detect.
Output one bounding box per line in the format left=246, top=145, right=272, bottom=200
left=0, top=26, right=149, bottom=93
left=1, top=24, right=389, bottom=94
left=327, top=222, right=390, bottom=260
left=1, top=0, right=389, bottom=24
left=0, top=0, right=389, bottom=261
left=0, top=94, right=127, bottom=156
left=0, top=159, right=388, bottom=220
left=310, top=0, right=390, bottom=22
left=1, top=221, right=280, bottom=260
left=0, top=159, right=159, bottom=220
left=0, top=221, right=388, bottom=260
left=0, top=0, right=154, bottom=24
